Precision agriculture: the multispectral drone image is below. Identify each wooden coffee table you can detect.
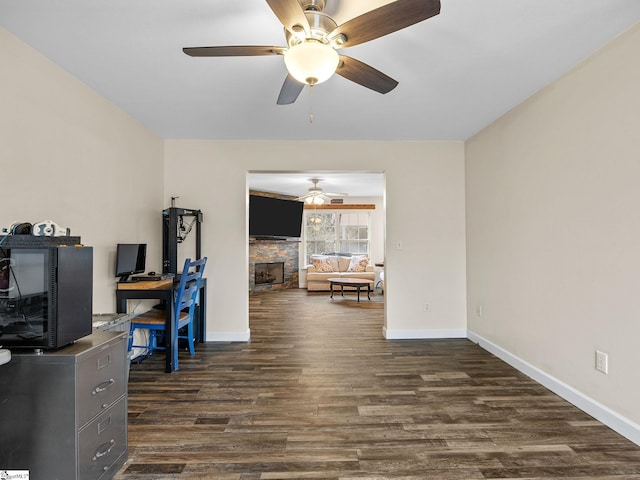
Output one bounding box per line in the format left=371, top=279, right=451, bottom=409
left=328, top=278, right=374, bottom=302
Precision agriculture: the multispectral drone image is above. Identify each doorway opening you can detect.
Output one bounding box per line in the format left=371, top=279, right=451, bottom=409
left=247, top=171, right=386, bottom=319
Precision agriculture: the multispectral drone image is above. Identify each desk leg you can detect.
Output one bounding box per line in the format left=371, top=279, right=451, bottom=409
left=116, top=295, right=126, bottom=314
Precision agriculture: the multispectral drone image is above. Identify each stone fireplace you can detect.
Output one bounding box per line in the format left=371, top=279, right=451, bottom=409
left=249, top=239, right=299, bottom=292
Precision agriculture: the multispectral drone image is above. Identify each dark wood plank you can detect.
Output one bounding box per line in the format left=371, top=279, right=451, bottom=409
left=115, top=289, right=640, bottom=479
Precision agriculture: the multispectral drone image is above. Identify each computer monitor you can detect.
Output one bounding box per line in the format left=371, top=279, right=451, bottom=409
left=115, top=243, right=146, bottom=282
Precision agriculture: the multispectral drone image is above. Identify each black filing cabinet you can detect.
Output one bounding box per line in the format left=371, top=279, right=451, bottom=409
left=0, top=331, right=128, bottom=480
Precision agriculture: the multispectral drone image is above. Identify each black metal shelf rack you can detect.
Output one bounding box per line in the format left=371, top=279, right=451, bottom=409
left=162, top=207, right=203, bottom=275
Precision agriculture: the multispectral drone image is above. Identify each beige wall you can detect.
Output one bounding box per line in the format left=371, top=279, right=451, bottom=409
left=164, top=140, right=467, bottom=340
left=1, top=25, right=467, bottom=341
left=466, top=23, right=640, bottom=427
left=0, top=27, right=164, bottom=313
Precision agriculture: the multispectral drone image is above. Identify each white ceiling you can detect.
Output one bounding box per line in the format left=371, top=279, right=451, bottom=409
left=249, top=172, right=385, bottom=198
left=2, top=0, right=639, bottom=143
left=2, top=1, right=639, bottom=197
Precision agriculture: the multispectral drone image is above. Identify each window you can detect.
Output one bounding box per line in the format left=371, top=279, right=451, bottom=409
left=304, top=210, right=370, bottom=264
left=338, top=212, right=369, bottom=255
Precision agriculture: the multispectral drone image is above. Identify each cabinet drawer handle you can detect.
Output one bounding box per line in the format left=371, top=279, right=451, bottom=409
left=92, top=379, right=115, bottom=395
left=93, top=439, right=115, bottom=460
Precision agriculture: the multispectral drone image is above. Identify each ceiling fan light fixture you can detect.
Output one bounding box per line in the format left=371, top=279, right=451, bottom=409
left=304, top=195, right=325, bottom=205
left=284, top=40, right=339, bottom=86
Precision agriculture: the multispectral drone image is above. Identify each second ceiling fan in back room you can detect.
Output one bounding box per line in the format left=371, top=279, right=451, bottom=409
left=297, top=178, right=347, bottom=205
left=183, top=0, right=441, bottom=105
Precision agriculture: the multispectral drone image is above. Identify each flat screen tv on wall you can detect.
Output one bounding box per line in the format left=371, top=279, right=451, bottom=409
left=249, top=195, right=304, bottom=239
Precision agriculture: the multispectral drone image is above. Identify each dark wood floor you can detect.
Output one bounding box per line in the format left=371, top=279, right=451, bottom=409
left=115, top=289, right=640, bottom=479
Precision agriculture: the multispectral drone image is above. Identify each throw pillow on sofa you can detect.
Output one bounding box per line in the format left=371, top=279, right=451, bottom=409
left=347, top=255, right=369, bottom=272
left=337, top=256, right=351, bottom=272
left=310, top=255, right=339, bottom=272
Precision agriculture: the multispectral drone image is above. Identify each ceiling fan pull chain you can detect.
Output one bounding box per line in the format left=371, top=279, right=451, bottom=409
left=308, top=85, right=314, bottom=123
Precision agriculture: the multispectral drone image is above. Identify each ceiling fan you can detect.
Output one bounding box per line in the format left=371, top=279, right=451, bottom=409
left=297, top=178, right=347, bottom=204
left=182, top=0, right=441, bottom=105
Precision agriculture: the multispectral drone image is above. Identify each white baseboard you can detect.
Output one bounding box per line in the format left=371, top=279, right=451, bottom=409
left=383, top=327, right=467, bottom=340
left=206, top=328, right=250, bottom=342
left=467, top=330, right=640, bottom=446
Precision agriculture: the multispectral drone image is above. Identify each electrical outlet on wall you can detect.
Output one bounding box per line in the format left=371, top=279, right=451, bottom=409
left=595, top=350, right=608, bottom=374
left=476, top=304, right=482, bottom=317
left=423, top=303, right=430, bottom=312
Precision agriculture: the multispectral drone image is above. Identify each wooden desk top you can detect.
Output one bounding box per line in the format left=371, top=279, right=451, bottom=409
left=116, top=279, right=173, bottom=290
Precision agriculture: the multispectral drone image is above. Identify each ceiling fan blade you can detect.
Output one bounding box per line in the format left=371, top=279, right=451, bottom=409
left=324, top=192, right=348, bottom=197
left=277, top=74, right=305, bottom=105
left=265, top=0, right=310, bottom=35
left=297, top=193, right=325, bottom=201
left=297, top=192, right=348, bottom=203
left=329, top=0, right=440, bottom=48
left=336, top=55, right=399, bottom=94
left=183, top=45, right=286, bottom=57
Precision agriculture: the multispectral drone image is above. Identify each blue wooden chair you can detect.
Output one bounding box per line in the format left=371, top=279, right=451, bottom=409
left=128, top=257, right=207, bottom=370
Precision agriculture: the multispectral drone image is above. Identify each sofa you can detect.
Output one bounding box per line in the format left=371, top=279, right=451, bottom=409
left=305, top=253, right=375, bottom=291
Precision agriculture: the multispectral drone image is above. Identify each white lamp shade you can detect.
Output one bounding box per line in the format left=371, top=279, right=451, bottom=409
left=304, top=195, right=325, bottom=205
left=284, top=41, right=339, bottom=86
